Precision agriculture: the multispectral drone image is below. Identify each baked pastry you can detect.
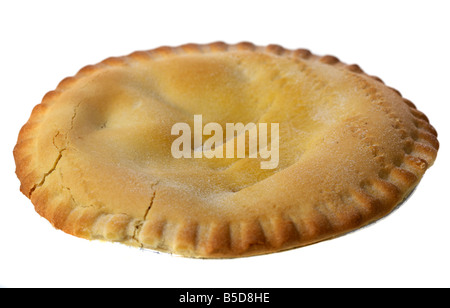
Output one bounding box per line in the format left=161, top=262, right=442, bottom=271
left=14, top=42, right=439, bottom=258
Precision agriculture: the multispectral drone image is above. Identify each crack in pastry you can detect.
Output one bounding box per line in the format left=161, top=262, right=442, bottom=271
left=28, top=148, right=65, bottom=198
left=13, top=42, right=439, bottom=258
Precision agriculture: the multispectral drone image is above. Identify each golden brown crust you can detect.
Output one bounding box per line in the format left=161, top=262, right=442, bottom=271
left=14, top=42, right=439, bottom=258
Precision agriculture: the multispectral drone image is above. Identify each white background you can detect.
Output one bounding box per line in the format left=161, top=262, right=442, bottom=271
left=1, top=0, right=449, bottom=288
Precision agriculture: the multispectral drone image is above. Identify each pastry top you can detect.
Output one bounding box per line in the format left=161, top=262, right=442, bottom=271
left=14, top=42, right=438, bottom=258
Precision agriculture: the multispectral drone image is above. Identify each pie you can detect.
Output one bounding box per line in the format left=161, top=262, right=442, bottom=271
left=13, top=42, right=439, bottom=258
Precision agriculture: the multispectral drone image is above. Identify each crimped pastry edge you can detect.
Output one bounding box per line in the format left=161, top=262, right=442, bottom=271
left=13, top=42, right=439, bottom=258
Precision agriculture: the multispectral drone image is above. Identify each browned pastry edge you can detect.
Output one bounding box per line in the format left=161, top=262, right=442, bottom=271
left=13, top=42, right=439, bottom=258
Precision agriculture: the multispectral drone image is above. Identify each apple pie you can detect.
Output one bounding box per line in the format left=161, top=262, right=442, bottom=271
left=14, top=42, right=439, bottom=258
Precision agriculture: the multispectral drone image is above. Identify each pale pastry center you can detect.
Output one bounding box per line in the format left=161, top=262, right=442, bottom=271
left=69, top=52, right=354, bottom=194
